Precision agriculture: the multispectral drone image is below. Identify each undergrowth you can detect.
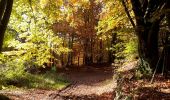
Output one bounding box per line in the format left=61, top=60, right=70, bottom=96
left=0, top=53, right=69, bottom=90
left=135, top=60, right=152, bottom=79
left=0, top=71, right=69, bottom=90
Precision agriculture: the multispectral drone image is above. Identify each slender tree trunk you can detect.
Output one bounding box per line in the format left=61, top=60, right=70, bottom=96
left=84, top=38, right=93, bottom=65
left=90, top=38, right=93, bottom=64
left=71, top=33, right=74, bottom=65
left=61, top=36, right=66, bottom=67
left=67, top=33, right=74, bottom=66
left=97, top=39, right=103, bottom=63
left=108, top=33, right=117, bottom=64
left=84, top=38, right=88, bottom=65
left=78, top=53, right=80, bottom=67
left=67, top=33, right=71, bottom=66
left=0, top=0, right=13, bottom=51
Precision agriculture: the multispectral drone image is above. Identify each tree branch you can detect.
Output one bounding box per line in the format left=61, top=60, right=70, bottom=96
left=0, top=0, right=7, bottom=21
left=121, top=0, right=135, bottom=28
left=140, top=0, right=148, bottom=13
left=144, top=0, right=164, bottom=20
left=130, top=0, right=144, bottom=25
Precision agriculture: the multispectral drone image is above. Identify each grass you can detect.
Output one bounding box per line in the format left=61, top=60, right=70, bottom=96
left=0, top=71, right=69, bottom=90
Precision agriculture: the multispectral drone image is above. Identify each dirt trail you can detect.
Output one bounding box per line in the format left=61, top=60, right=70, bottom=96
left=0, top=66, right=116, bottom=100
left=3, top=62, right=170, bottom=100
left=56, top=66, right=116, bottom=99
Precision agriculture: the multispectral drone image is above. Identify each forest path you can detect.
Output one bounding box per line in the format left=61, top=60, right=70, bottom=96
left=2, top=61, right=170, bottom=99
left=55, top=66, right=115, bottom=99
left=0, top=65, right=116, bottom=100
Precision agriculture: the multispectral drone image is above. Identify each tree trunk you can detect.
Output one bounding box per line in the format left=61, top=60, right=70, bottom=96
left=108, top=33, right=117, bottom=64
left=129, top=0, right=166, bottom=71
left=67, top=33, right=74, bottom=66
left=164, top=1, right=170, bottom=74
left=84, top=38, right=93, bottom=65
left=61, top=35, right=66, bottom=67
left=78, top=53, right=80, bottom=66
left=84, top=38, right=88, bottom=65
left=89, top=38, right=93, bottom=64
left=97, top=39, right=103, bottom=63
left=136, top=21, right=160, bottom=70
left=0, top=0, right=13, bottom=51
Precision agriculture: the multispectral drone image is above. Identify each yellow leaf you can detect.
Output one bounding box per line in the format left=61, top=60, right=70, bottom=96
left=40, top=0, right=49, bottom=8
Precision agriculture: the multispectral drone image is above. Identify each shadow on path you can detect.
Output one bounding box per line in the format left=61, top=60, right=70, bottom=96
left=56, top=65, right=115, bottom=99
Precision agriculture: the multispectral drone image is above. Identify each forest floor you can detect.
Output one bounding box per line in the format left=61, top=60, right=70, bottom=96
left=0, top=65, right=115, bottom=100
left=1, top=62, right=170, bottom=100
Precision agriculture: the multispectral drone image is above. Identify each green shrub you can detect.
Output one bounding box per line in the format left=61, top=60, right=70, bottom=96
left=135, top=60, right=152, bottom=79
left=124, top=38, right=138, bottom=61
left=0, top=71, right=69, bottom=90
left=0, top=54, right=69, bottom=90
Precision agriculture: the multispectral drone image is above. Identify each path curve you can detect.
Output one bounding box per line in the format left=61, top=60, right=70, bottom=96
left=0, top=66, right=116, bottom=100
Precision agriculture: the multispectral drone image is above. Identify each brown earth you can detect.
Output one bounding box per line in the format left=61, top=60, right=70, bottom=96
left=0, top=65, right=116, bottom=100
left=1, top=62, right=170, bottom=100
